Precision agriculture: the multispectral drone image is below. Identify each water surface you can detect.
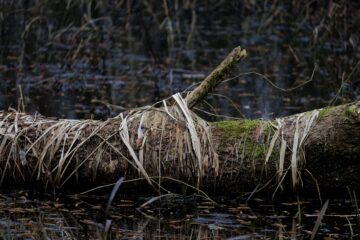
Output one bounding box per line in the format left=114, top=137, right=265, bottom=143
left=0, top=1, right=359, bottom=239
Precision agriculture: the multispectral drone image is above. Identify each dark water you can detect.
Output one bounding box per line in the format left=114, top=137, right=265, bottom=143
left=0, top=1, right=359, bottom=120
left=0, top=0, right=360, bottom=239
left=0, top=191, right=359, bottom=239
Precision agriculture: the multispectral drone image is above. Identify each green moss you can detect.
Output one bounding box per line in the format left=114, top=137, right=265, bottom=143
left=254, top=145, right=266, bottom=158
left=318, top=105, right=358, bottom=121
left=318, top=107, right=332, bottom=120
left=214, top=120, right=273, bottom=161
left=343, top=105, right=358, bottom=120
left=241, top=141, right=266, bottom=159
left=213, top=120, right=260, bottom=138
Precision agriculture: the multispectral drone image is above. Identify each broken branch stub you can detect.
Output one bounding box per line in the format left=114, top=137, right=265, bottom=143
left=185, top=46, right=247, bottom=108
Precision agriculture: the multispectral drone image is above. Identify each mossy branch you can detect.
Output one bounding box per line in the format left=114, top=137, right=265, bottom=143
left=185, top=46, right=247, bottom=109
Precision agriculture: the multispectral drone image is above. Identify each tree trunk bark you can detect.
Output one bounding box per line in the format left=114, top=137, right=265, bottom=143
left=0, top=100, right=359, bottom=196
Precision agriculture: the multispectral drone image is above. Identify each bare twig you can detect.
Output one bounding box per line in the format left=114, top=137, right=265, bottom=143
left=185, top=46, right=247, bottom=108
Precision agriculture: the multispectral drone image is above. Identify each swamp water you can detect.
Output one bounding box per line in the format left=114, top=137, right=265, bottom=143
left=0, top=191, right=359, bottom=239
left=0, top=1, right=359, bottom=239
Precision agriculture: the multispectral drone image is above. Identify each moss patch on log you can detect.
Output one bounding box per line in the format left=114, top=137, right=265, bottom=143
left=318, top=104, right=358, bottom=122
left=252, top=144, right=266, bottom=158
left=318, top=107, right=333, bottom=120
left=213, top=120, right=261, bottom=138
left=343, top=105, right=358, bottom=120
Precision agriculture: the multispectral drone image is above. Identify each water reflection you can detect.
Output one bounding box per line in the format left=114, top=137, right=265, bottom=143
left=0, top=192, right=358, bottom=239
left=0, top=1, right=359, bottom=120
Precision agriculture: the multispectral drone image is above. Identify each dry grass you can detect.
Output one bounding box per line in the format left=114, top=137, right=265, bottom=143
left=0, top=94, right=217, bottom=197
left=0, top=99, right=321, bottom=196
left=265, top=109, right=320, bottom=196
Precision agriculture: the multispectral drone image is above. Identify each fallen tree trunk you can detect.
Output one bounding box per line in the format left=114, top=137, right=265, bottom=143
left=0, top=47, right=359, bottom=197
left=0, top=99, right=359, bottom=196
